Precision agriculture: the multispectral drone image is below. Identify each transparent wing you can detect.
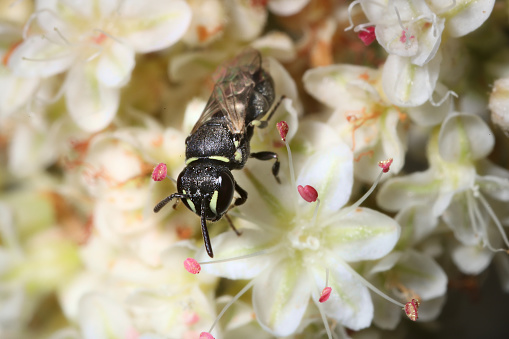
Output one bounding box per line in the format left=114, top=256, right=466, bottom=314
left=191, top=49, right=262, bottom=135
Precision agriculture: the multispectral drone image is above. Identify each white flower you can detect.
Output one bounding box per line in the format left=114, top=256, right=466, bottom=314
left=8, top=0, right=191, bottom=132
left=195, top=122, right=400, bottom=336
left=303, top=64, right=407, bottom=182
left=377, top=113, right=509, bottom=274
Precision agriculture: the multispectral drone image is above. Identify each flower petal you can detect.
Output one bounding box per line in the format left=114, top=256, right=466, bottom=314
left=78, top=293, right=136, bottom=339
left=117, top=0, right=191, bottom=53
left=252, top=258, right=311, bottom=336
left=297, top=138, right=353, bottom=214
left=442, top=194, right=479, bottom=246
left=95, top=41, right=135, bottom=87
left=268, top=0, right=310, bottom=16
left=325, top=208, right=400, bottom=262
left=438, top=113, right=494, bottom=163
left=311, top=261, right=374, bottom=330
left=451, top=243, right=494, bottom=274
left=427, top=0, right=496, bottom=38
left=394, top=250, right=447, bottom=300
left=197, top=229, right=275, bottom=280
left=377, top=170, right=439, bottom=212
left=382, top=52, right=441, bottom=107
left=65, top=63, right=119, bottom=132
left=8, top=35, right=74, bottom=77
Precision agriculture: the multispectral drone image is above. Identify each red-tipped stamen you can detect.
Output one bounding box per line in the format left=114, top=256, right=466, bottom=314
left=152, top=163, right=168, bottom=181
left=378, top=158, right=393, bottom=173
left=184, top=258, right=201, bottom=274
left=298, top=185, right=318, bottom=203
left=277, top=121, right=289, bottom=142
left=358, top=26, right=376, bottom=46
left=404, top=298, right=420, bottom=321
left=319, top=287, right=332, bottom=303
left=200, top=332, right=215, bottom=339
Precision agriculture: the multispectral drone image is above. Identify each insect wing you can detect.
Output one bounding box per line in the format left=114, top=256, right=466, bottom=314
left=191, top=49, right=263, bottom=135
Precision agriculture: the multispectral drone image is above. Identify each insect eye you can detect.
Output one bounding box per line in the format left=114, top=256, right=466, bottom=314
left=216, top=171, right=235, bottom=215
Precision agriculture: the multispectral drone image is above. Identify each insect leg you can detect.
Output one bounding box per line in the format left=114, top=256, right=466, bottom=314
left=154, top=193, right=189, bottom=213
left=233, top=181, right=248, bottom=206
left=256, top=95, right=286, bottom=129
left=201, top=199, right=214, bottom=258
left=224, top=214, right=242, bottom=236
left=250, top=151, right=281, bottom=184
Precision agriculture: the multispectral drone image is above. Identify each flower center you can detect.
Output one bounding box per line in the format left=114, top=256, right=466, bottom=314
left=287, top=226, right=320, bottom=251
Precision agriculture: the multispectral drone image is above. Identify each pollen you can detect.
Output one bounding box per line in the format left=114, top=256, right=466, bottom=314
left=277, top=121, right=289, bottom=141
left=378, top=158, right=393, bottom=173
left=184, top=258, right=201, bottom=274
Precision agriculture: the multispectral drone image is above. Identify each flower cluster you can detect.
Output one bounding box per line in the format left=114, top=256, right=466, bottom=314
left=1, top=1, right=509, bottom=339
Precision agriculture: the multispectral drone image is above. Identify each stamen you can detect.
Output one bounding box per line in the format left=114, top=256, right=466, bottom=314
left=358, top=26, right=376, bottom=46
left=53, top=27, right=71, bottom=45
left=312, top=296, right=333, bottom=339
left=470, top=193, right=506, bottom=253
left=297, top=185, right=318, bottom=202
left=278, top=121, right=296, bottom=190
left=319, top=287, right=332, bottom=303
left=404, top=298, right=420, bottom=321
left=152, top=163, right=168, bottom=181
left=205, top=280, right=255, bottom=335
left=478, top=193, right=509, bottom=251
left=197, top=249, right=271, bottom=265
left=429, top=88, right=458, bottom=107
left=184, top=258, right=201, bottom=274
left=276, top=121, right=288, bottom=141
left=92, top=28, right=123, bottom=45
left=345, top=0, right=361, bottom=31
left=200, top=332, right=215, bottom=339
left=378, top=158, right=393, bottom=173
left=338, top=258, right=406, bottom=308
left=22, top=54, right=73, bottom=62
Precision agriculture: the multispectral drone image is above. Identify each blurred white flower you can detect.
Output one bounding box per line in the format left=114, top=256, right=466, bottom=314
left=8, top=0, right=191, bottom=132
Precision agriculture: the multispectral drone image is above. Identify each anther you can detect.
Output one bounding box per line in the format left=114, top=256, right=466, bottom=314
left=152, top=163, right=168, bottom=181
left=358, top=26, right=376, bottom=46
left=184, top=258, right=201, bottom=274
left=378, top=158, right=393, bottom=173
left=319, top=287, right=332, bottom=303
left=404, top=298, right=420, bottom=321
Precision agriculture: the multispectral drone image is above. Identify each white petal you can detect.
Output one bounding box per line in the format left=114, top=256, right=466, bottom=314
left=382, top=52, right=441, bottom=107
left=0, top=72, right=39, bottom=117
left=451, top=243, right=494, bottom=274
left=197, top=229, right=275, bottom=280
left=78, top=293, right=136, bottom=339
left=253, top=258, right=311, bottom=336
left=438, top=113, right=494, bottom=162
left=427, top=0, right=496, bottom=38
left=395, top=204, right=438, bottom=244
left=250, top=32, right=297, bottom=63
left=377, top=170, right=439, bottom=212
left=225, top=0, right=267, bottom=41
left=8, top=35, right=75, bottom=77
left=118, top=0, right=191, bottom=53
left=65, top=63, right=119, bottom=132
left=442, top=194, right=479, bottom=245
left=303, top=64, right=379, bottom=108
left=268, top=0, right=310, bottom=16
left=360, top=0, right=389, bottom=22
left=95, top=41, right=135, bottom=87
left=326, top=208, right=400, bottom=262
left=477, top=175, right=509, bottom=201
left=406, top=83, right=451, bottom=126
left=311, top=262, right=374, bottom=330
left=297, top=139, right=353, bottom=214
left=395, top=250, right=447, bottom=300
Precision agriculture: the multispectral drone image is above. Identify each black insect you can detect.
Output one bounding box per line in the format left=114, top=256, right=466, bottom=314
left=154, top=49, right=282, bottom=258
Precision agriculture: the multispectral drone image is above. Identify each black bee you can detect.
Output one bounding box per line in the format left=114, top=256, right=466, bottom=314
left=154, top=49, right=282, bottom=258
